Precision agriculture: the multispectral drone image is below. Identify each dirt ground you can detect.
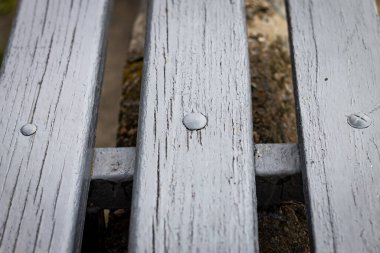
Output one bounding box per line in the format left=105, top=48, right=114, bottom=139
left=95, top=0, right=139, bottom=147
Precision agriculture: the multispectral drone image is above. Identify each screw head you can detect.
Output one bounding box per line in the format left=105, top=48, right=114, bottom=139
left=20, top=123, right=37, bottom=136
left=183, top=113, right=207, bottom=130
left=347, top=112, right=372, bottom=129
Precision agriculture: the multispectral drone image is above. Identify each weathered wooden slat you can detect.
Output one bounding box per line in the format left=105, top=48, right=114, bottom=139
left=255, top=144, right=299, bottom=176
left=89, top=145, right=300, bottom=209
left=128, top=0, right=258, bottom=252
left=287, top=0, right=380, bottom=251
left=92, top=148, right=135, bottom=182
left=0, top=0, right=111, bottom=252
left=92, top=145, right=300, bottom=181
left=89, top=148, right=135, bottom=210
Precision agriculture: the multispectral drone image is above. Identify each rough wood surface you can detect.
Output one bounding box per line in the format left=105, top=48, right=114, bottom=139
left=92, top=148, right=135, bottom=182
left=89, top=145, right=300, bottom=209
left=255, top=144, right=299, bottom=176
left=89, top=148, right=135, bottom=209
left=287, top=0, right=380, bottom=252
left=91, top=145, right=300, bottom=181
left=128, top=0, right=258, bottom=252
left=0, top=0, right=111, bottom=252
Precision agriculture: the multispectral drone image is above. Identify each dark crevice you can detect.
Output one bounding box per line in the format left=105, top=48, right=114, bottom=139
left=247, top=0, right=309, bottom=252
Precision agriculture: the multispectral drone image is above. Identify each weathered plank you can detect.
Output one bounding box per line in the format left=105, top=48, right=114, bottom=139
left=255, top=144, right=299, bottom=176
left=88, top=148, right=135, bottom=209
left=92, top=145, right=300, bottom=181
left=287, top=0, right=380, bottom=251
left=92, top=148, right=135, bottom=182
left=89, top=145, right=300, bottom=209
left=0, top=0, right=111, bottom=252
left=128, top=0, right=259, bottom=252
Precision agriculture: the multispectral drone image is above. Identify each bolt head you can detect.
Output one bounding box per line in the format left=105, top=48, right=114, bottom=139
left=183, top=113, right=207, bottom=130
left=347, top=112, right=371, bottom=129
left=20, top=123, right=37, bottom=136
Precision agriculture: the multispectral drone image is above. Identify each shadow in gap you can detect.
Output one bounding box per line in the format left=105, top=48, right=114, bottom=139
left=246, top=0, right=309, bottom=252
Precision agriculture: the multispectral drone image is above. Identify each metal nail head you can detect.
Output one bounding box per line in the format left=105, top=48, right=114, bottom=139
left=20, top=123, right=37, bottom=136
left=347, top=112, right=371, bottom=129
left=183, top=113, right=207, bottom=130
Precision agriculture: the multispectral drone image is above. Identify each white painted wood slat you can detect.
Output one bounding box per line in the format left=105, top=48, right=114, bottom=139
left=92, top=144, right=300, bottom=181
left=92, top=148, right=136, bottom=182
left=287, top=0, right=380, bottom=252
left=0, top=0, right=111, bottom=252
left=128, top=0, right=259, bottom=252
left=255, top=144, right=299, bottom=176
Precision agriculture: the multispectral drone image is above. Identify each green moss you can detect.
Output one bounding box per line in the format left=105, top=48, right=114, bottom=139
left=0, top=47, right=3, bottom=65
left=0, top=0, right=17, bottom=15
left=0, top=0, right=17, bottom=64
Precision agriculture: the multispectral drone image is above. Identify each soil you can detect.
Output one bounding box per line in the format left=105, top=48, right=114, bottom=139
left=95, top=0, right=140, bottom=147
left=246, top=0, right=297, bottom=143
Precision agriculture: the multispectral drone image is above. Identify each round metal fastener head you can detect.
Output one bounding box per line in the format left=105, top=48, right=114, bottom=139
left=347, top=112, right=371, bottom=129
left=183, top=113, right=207, bottom=130
left=20, top=123, right=37, bottom=136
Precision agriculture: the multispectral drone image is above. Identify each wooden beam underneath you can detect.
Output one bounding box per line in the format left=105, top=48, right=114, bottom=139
left=92, top=144, right=300, bottom=182
left=88, top=144, right=301, bottom=209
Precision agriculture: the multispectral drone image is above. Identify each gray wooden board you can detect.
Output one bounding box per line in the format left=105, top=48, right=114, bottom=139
left=89, top=148, right=136, bottom=210
left=287, top=0, right=380, bottom=252
left=90, top=145, right=299, bottom=209
left=255, top=144, right=299, bottom=176
left=128, top=0, right=259, bottom=252
left=92, top=145, right=300, bottom=181
left=0, top=0, right=111, bottom=252
left=92, top=148, right=136, bottom=182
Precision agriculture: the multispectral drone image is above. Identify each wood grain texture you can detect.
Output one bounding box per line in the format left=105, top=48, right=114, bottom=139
left=287, top=0, right=380, bottom=252
left=91, top=145, right=300, bottom=181
left=92, top=148, right=135, bottom=182
left=255, top=144, right=299, bottom=176
left=0, top=0, right=111, bottom=252
left=89, top=148, right=135, bottom=209
left=89, top=145, right=300, bottom=209
left=128, top=0, right=258, bottom=252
